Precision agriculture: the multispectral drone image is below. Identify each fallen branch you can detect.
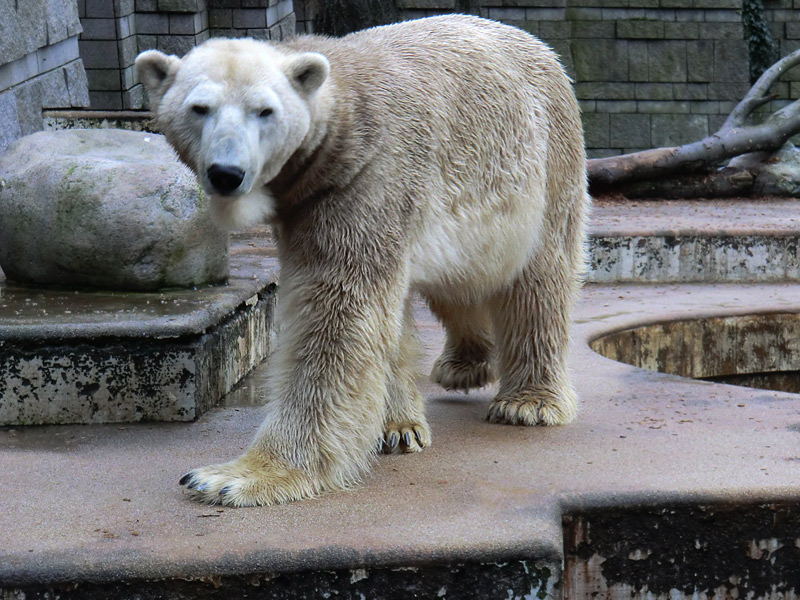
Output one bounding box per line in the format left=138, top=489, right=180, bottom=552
left=588, top=48, right=800, bottom=194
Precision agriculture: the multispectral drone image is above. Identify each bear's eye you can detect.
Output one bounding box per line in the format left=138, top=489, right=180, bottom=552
left=191, top=105, right=209, bottom=116
left=259, top=107, right=274, bottom=118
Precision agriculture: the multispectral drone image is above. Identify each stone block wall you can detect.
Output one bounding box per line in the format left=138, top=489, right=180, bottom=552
left=78, top=0, right=294, bottom=110
left=0, top=0, right=89, bottom=152
left=295, top=0, right=800, bottom=158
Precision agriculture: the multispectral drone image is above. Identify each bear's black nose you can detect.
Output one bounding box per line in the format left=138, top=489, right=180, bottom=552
left=207, top=164, right=245, bottom=195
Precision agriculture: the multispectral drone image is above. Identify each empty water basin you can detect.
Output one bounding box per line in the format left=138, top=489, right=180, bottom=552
left=590, top=312, right=800, bottom=393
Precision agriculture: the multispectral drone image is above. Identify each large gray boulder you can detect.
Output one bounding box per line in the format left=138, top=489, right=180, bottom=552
left=0, top=129, right=228, bottom=291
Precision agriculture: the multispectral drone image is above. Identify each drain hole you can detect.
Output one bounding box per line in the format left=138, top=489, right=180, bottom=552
left=590, top=313, right=800, bottom=393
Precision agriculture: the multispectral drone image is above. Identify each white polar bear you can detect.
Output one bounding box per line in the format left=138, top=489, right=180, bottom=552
left=136, top=14, right=589, bottom=507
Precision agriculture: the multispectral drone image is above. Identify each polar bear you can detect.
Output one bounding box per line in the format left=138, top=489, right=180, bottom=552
left=136, top=14, right=589, bottom=507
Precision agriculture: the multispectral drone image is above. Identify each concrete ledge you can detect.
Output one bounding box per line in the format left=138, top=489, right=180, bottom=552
left=0, top=230, right=279, bottom=425
left=589, top=197, right=800, bottom=282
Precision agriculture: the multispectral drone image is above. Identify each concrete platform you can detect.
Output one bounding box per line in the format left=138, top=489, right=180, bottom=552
left=3, top=282, right=800, bottom=598
left=3, top=199, right=800, bottom=599
left=0, top=231, right=279, bottom=425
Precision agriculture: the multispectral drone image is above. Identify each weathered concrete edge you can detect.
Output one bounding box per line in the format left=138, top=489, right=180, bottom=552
left=0, top=519, right=563, bottom=589
left=588, top=234, right=800, bottom=283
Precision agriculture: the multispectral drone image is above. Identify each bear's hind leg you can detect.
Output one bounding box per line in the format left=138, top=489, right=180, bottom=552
left=428, top=297, right=496, bottom=392
left=487, top=255, right=578, bottom=426
left=382, top=298, right=431, bottom=454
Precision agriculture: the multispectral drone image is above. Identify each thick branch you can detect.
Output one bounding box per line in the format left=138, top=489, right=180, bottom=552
left=588, top=47, right=800, bottom=190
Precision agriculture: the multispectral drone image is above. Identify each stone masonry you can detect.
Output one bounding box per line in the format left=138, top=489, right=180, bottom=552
left=298, top=0, right=800, bottom=158
left=77, top=0, right=295, bottom=110
left=0, top=0, right=89, bottom=153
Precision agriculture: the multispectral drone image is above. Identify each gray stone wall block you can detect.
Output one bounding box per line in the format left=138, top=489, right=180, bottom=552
left=233, top=8, right=267, bottom=28
left=116, top=13, right=135, bottom=38
left=582, top=112, right=610, bottom=148
left=158, top=0, right=204, bottom=11
left=634, top=82, right=674, bottom=99
left=663, top=21, right=700, bottom=38
left=628, top=40, right=650, bottom=81
left=487, top=7, right=526, bottom=19
left=573, top=39, right=629, bottom=81
left=637, top=99, right=692, bottom=113
left=575, top=81, right=636, bottom=100
left=0, top=2, right=47, bottom=65
left=85, top=0, right=115, bottom=17
left=713, top=39, right=749, bottom=83
left=117, top=34, right=139, bottom=68
left=538, top=20, right=570, bottom=38
left=46, top=0, right=83, bottom=46
left=86, top=68, right=122, bottom=91
left=673, top=82, right=709, bottom=99
left=707, top=81, right=751, bottom=100
left=526, top=7, right=566, bottom=20
left=137, top=13, right=170, bottom=34
left=565, top=6, right=604, bottom=19
left=692, top=0, right=740, bottom=7
left=651, top=113, right=708, bottom=146
left=687, top=39, right=714, bottom=81
left=169, top=13, right=202, bottom=34
left=209, top=8, right=233, bottom=28
left=0, top=91, right=23, bottom=153
left=690, top=100, right=721, bottom=114
left=596, top=99, right=638, bottom=112
left=123, top=82, right=147, bottom=109
left=115, top=0, right=136, bottom=14
left=647, top=40, right=688, bottom=82
left=89, top=90, right=123, bottom=109
left=699, top=22, right=744, bottom=40
left=609, top=112, right=651, bottom=147
left=660, top=0, right=693, bottom=8
left=703, top=8, right=742, bottom=21
left=65, top=59, right=90, bottom=106
left=629, top=0, right=661, bottom=8
left=79, top=40, right=120, bottom=69
left=787, top=23, right=800, bottom=39
left=674, top=8, right=705, bottom=20
left=136, top=0, right=158, bottom=10
left=571, top=20, right=616, bottom=38
left=81, top=18, right=117, bottom=40
left=617, top=20, right=665, bottom=39
left=157, top=34, right=197, bottom=56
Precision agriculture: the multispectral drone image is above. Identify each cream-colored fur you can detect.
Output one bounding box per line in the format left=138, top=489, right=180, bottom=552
left=136, top=14, right=590, bottom=507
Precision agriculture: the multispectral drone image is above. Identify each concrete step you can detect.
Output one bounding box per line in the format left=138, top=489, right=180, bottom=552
left=589, top=197, right=800, bottom=283
left=0, top=231, right=279, bottom=425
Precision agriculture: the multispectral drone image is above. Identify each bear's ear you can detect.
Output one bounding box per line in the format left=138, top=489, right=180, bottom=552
left=135, top=50, right=180, bottom=109
left=285, top=52, right=330, bottom=96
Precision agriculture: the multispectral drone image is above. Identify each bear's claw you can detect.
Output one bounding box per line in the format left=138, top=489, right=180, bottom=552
left=382, top=421, right=431, bottom=454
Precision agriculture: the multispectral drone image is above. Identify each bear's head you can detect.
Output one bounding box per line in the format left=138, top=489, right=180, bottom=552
left=136, top=39, right=330, bottom=228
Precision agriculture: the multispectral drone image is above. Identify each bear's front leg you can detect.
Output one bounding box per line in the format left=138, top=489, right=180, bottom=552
left=180, top=266, right=405, bottom=507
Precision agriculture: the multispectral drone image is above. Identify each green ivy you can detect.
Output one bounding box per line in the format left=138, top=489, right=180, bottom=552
left=742, top=0, right=779, bottom=84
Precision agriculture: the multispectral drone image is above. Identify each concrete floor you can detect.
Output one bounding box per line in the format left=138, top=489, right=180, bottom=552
left=3, top=282, right=800, bottom=594
left=3, top=200, right=800, bottom=598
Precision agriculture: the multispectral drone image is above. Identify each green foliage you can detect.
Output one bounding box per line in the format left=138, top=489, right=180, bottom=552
left=742, top=0, right=779, bottom=84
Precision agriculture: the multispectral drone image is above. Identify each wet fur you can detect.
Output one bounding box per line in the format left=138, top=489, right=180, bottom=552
left=137, top=15, right=589, bottom=507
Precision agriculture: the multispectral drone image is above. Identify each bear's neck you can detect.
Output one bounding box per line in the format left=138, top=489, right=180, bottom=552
left=266, top=77, right=382, bottom=227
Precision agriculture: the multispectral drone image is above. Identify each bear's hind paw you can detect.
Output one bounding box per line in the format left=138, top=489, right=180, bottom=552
left=381, top=420, right=431, bottom=454
left=431, top=354, right=496, bottom=392
left=179, top=451, right=317, bottom=507
left=487, top=389, right=577, bottom=426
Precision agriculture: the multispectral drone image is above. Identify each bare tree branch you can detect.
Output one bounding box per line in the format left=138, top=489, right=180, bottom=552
left=588, top=47, right=800, bottom=193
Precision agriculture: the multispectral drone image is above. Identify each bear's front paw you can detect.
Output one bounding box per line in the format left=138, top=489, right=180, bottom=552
left=179, top=450, right=317, bottom=507
left=381, top=420, right=431, bottom=454
left=487, top=388, right=577, bottom=426
left=431, top=353, right=496, bottom=392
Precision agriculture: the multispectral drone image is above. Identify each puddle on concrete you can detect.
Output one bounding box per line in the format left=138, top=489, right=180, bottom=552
left=591, top=313, right=800, bottom=394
